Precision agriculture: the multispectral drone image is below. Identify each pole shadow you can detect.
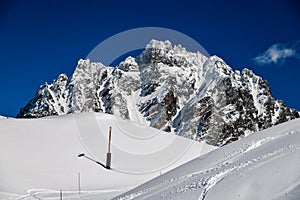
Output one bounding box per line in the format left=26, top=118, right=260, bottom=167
left=78, top=153, right=110, bottom=170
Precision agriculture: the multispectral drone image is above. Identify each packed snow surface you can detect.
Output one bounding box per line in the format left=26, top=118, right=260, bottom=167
left=116, top=118, right=300, bottom=200
left=0, top=112, right=213, bottom=199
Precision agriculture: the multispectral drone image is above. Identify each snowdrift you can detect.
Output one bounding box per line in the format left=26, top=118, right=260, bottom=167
left=0, top=112, right=213, bottom=195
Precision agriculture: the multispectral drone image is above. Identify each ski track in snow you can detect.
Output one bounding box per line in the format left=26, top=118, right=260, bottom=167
left=116, top=127, right=300, bottom=200
left=1, top=115, right=300, bottom=199
left=0, top=188, right=127, bottom=200
left=8, top=189, right=125, bottom=200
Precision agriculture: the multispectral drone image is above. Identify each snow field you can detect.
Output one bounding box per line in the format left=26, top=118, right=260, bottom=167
left=116, top=119, right=300, bottom=199
left=0, top=112, right=213, bottom=197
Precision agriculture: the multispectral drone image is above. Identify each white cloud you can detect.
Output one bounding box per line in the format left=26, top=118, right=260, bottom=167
left=253, top=41, right=300, bottom=65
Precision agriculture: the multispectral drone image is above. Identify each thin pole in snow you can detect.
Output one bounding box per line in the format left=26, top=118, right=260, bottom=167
left=108, top=126, right=112, bottom=153
left=78, top=172, right=81, bottom=194
left=60, top=190, right=63, bottom=200
left=106, top=126, right=112, bottom=169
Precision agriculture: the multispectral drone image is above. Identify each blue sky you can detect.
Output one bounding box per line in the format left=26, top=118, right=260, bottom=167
left=0, top=0, right=299, bottom=117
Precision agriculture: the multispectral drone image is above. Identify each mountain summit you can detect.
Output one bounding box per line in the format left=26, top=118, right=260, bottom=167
left=17, top=40, right=299, bottom=146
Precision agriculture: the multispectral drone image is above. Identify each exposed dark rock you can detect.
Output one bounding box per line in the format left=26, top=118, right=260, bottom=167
left=17, top=40, right=299, bottom=146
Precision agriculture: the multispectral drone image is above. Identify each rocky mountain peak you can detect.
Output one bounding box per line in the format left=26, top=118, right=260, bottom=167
left=17, top=40, right=299, bottom=146
left=117, top=56, right=139, bottom=72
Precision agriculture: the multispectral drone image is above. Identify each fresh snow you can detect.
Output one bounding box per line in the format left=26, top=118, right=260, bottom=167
left=116, top=118, right=300, bottom=200
left=1, top=114, right=300, bottom=199
left=0, top=112, right=214, bottom=198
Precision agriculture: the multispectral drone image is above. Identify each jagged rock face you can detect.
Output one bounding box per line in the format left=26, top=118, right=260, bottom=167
left=17, top=40, right=299, bottom=146
left=18, top=61, right=112, bottom=118
left=66, top=59, right=111, bottom=114
left=18, top=74, right=69, bottom=118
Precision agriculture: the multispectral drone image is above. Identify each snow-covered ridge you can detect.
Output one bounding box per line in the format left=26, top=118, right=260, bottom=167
left=115, top=118, right=300, bottom=200
left=0, top=115, right=10, bottom=119
left=17, top=40, right=299, bottom=146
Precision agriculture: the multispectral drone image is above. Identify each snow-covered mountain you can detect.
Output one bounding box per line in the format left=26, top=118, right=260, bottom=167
left=17, top=40, right=299, bottom=146
left=0, top=115, right=9, bottom=119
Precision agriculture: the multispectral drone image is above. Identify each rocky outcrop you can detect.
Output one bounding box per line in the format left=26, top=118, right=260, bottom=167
left=17, top=40, right=299, bottom=146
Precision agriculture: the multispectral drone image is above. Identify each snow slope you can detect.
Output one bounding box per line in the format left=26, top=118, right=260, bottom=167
left=0, top=112, right=214, bottom=197
left=116, top=118, right=300, bottom=200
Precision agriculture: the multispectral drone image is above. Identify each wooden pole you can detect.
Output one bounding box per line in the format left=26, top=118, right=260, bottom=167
left=78, top=172, right=81, bottom=194
left=106, top=126, right=112, bottom=169
left=108, top=126, right=112, bottom=153
left=60, top=190, right=62, bottom=200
